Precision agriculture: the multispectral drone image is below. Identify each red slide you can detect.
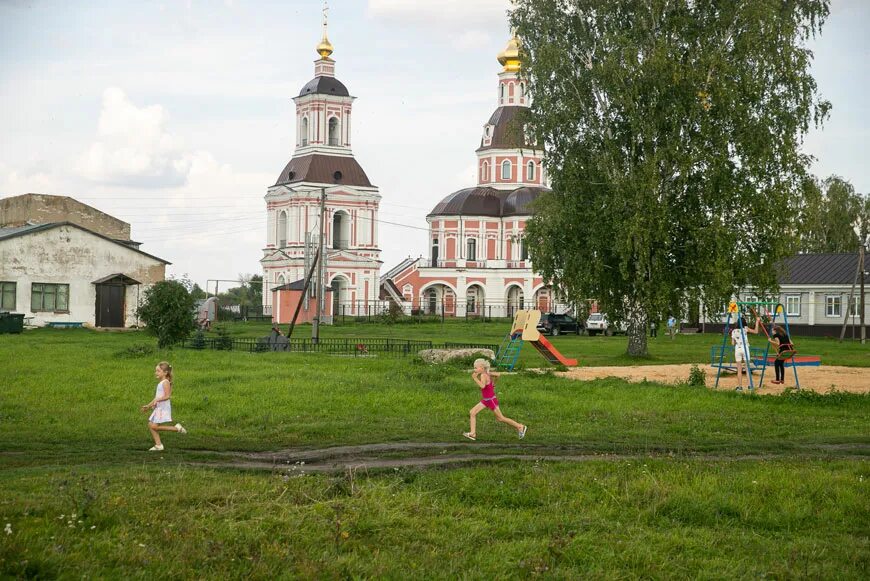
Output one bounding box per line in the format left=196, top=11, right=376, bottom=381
left=530, top=335, right=578, bottom=366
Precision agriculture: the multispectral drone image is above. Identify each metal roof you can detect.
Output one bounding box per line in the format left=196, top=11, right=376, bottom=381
left=477, top=106, right=540, bottom=152
left=274, top=153, right=373, bottom=188
left=778, top=253, right=870, bottom=285
left=298, top=76, right=350, bottom=97
left=428, top=186, right=549, bottom=218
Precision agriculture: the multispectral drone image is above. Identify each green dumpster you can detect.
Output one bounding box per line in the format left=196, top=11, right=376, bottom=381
left=0, top=312, right=25, bottom=334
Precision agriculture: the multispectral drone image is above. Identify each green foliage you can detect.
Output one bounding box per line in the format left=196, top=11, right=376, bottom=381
left=214, top=325, right=233, bottom=350
left=379, top=302, right=405, bottom=325
left=512, top=0, right=831, bottom=356
left=798, top=175, right=867, bottom=252
left=688, top=364, right=706, bottom=387
left=135, top=280, right=196, bottom=348
left=217, top=273, right=263, bottom=309
left=190, top=329, right=206, bottom=350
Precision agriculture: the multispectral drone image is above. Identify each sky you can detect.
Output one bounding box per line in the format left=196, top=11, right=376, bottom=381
left=1, top=0, right=868, bottom=291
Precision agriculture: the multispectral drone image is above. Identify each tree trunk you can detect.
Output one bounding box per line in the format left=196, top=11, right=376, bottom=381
left=626, top=304, right=648, bottom=357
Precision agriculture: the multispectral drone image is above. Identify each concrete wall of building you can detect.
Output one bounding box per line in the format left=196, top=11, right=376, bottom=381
left=0, top=225, right=165, bottom=326
left=0, top=194, right=131, bottom=241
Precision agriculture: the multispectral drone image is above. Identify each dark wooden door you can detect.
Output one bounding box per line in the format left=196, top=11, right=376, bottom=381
left=96, top=284, right=125, bottom=327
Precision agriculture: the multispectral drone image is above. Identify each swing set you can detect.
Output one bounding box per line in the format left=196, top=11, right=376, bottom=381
left=711, top=300, right=819, bottom=391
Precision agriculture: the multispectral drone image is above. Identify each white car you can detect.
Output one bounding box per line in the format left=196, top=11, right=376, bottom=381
left=585, top=313, right=627, bottom=336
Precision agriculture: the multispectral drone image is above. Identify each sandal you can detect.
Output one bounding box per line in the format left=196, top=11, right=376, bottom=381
left=462, top=432, right=476, bottom=441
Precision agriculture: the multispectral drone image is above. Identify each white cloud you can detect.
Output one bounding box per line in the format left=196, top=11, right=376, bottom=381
left=367, top=0, right=509, bottom=26
left=75, top=88, right=193, bottom=188
left=0, top=164, right=61, bottom=198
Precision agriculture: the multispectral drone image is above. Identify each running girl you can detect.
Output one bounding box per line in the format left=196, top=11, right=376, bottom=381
left=141, top=361, right=187, bottom=451
left=463, top=358, right=527, bottom=441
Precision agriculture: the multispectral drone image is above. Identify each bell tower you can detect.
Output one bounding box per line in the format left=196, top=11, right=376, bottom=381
left=262, top=3, right=382, bottom=320
left=476, top=34, right=545, bottom=189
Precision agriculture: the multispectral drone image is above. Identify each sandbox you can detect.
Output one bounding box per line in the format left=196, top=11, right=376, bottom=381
left=558, top=364, right=870, bottom=395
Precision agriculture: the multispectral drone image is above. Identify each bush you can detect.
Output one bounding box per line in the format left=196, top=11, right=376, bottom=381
left=380, top=302, right=405, bottom=325
left=215, top=325, right=233, bottom=350
left=136, top=280, right=196, bottom=348
left=190, top=329, right=206, bottom=350
left=688, top=364, right=706, bottom=387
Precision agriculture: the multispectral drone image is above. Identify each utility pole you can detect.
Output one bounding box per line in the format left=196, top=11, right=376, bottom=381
left=313, top=186, right=326, bottom=343
left=861, top=242, right=866, bottom=344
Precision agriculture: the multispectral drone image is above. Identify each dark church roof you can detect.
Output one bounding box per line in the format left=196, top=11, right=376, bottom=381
left=477, top=106, right=539, bottom=151
left=274, top=154, right=373, bottom=188
left=778, top=253, right=870, bottom=285
left=298, top=76, right=349, bottom=97
left=428, top=186, right=549, bottom=218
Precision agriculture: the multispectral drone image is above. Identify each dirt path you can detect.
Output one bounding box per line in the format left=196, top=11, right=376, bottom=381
left=191, top=441, right=869, bottom=474
left=559, top=364, right=870, bottom=394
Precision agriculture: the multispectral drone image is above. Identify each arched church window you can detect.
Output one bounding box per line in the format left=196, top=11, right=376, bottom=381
left=500, top=84, right=505, bottom=101
left=501, top=160, right=512, bottom=180
left=277, top=210, right=287, bottom=248
left=301, top=117, right=309, bottom=146
left=481, top=161, right=489, bottom=182
left=519, top=82, right=525, bottom=100
left=328, top=117, right=340, bottom=146
left=527, top=161, right=536, bottom=181
left=431, top=238, right=439, bottom=266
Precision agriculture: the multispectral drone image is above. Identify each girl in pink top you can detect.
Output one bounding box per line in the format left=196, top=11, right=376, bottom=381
left=463, top=359, right=527, bottom=441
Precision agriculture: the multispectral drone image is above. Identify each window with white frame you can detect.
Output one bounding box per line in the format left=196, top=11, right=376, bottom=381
left=785, top=295, right=800, bottom=317
left=481, top=161, right=489, bottom=182
left=825, top=295, right=841, bottom=317
left=501, top=160, right=511, bottom=180
left=849, top=295, right=861, bottom=316
left=0, top=281, right=16, bottom=310
left=300, top=117, right=309, bottom=146
left=527, top=160, right=535, bottom=181
left=520, top=238, right=529, bottom=261
left=466, top=238, right=477, bottom=261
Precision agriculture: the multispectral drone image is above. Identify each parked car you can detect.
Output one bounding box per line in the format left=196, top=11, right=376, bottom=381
left=585, top=313, right=627, bottom=336
left=537, top=312, right=583, bottom=336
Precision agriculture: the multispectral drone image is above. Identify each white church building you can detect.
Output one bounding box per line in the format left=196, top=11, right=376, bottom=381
left=260, top=17, right=382, bottom=318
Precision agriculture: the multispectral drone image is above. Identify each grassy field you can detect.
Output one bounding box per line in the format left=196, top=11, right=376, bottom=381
left=1, top=324, right=868, bottom=578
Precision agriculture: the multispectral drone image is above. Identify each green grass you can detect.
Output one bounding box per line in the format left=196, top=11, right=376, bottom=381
left=1, top=326, right=868, bottom=577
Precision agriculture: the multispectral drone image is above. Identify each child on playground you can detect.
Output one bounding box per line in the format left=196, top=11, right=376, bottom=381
left=464, top=359, right=527, bottom=441
left=731, top=317, right=760, bottom=391
left=141, top=361, right=187, bottom=451
left=767, top=324, right=793, bottom=385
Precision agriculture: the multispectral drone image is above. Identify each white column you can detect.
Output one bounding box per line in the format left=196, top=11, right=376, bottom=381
left=808, top=291, right=815, bottom=326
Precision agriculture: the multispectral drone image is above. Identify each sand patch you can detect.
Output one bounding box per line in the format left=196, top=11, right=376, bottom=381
left=558, top=364, right=870, bottom=394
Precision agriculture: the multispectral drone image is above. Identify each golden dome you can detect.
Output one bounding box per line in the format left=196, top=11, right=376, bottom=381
left=316, top=33, right=334, bottom=59
left=497, top=35, right=521, bottom=72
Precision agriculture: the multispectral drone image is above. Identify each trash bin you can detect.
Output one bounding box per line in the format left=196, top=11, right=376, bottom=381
left=0, top=312, right=25, bottom=334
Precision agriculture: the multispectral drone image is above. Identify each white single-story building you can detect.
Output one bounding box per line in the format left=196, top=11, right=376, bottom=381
left=0, top=222, right=169, bottom=327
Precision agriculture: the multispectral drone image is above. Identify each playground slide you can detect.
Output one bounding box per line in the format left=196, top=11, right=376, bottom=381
left=530, top=335, right=578, bottom=367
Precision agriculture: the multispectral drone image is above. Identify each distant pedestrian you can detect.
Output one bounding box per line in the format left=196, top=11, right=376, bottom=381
left=141, top=361, right=187, bottom=451
left=463, top=359, right=526, bottom=441
left=667, top=315, right=677, bottom=339
left=731, top=317, right=760, bottom=391
left=767, top=324, right=794, bottom=385
left=650, top=320, right=658, bottom=338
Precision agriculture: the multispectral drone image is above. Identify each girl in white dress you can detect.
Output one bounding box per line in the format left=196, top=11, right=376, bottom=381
left=141, top=361, right=187, bottom=451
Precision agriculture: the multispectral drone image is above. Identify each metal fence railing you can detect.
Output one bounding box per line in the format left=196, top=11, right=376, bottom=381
left=180, top=336, right=498, bottom=356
